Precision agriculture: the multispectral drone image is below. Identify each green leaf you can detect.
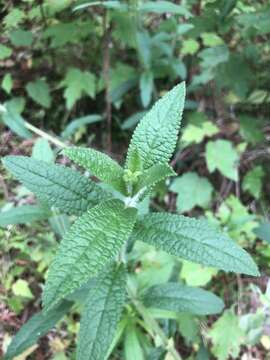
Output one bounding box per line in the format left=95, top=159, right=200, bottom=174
left=239, top=115, right=264, bottom=145
left=12, top=279, right=34, bottom=299
left=43, top=199, right=137, bottom=310
left=1, top=101, right=32, bottom=139
left=133, top=213, right=259, bottom=276
left=4, top=301, right=72, bottom=360
left=180, top=261, right=217, bottom=287
left=124, top=325, right=145, bottom=360
left=26, top=79, right=51, bottom=108
left=254, top=222, right=270, bottom=244
left=242, top=166, right=264, bottom=199
left=206, top=139, right=239, bottom=181
left=0, top=205, right=50, bottom=228
left=121, top=111, right=147, bottom=130
left=209, top=309, right=244, bottom=360
left=0, top=44, right=12, bottom=60
left=9, top=29, right=33, bottom=47
left=77, top=264, right=126, bottom=360
left=126, top=83, right=185, bottom=170
left=140, top=71, right=154, bottom=108
left=63, top=147, right=125, bottom=193
left=2, top=156, right=109, bottom=215
left=170, top=172, right=213, bottom=212
left=1, top=73, right=13, bottom=94
left=142, top=283, right=224, bottom=315
left=61, top=115, right=102, bottom=139
left=32, top=138, right=55, bottom=163
left=136, top=164, right=176, bottom=192
left=181, top=39, right=199, bottom=55
left=139, top=1, right=191, bottom=17
left=61, top=68, right=96, bottom=109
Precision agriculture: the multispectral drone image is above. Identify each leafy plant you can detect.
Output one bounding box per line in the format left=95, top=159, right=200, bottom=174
left=2, top=83, right=259, bottom=360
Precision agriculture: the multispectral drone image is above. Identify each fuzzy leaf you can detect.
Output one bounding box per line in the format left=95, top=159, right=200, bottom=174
left=63, top=147, right=125, bottom=192
left=77, top=264, right=126, bottom=360
left=142, top=283, right=224, bottom=315
left=136, top=163, right=176, bottom=192
left=43, top=199, right=137, bottom=310
left=4, top=301, right=72, bottom=360
left=126, top=83, right=185, bottom=170
left=133, top=213, right=259, bottom=276
left=2, top=156, right=109, bottom=215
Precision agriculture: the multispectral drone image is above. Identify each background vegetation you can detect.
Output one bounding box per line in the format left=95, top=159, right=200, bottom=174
left=0, top=0, right=270, bottom=359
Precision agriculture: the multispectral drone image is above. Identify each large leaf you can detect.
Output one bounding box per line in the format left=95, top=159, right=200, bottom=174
left=63, top=147, right=125, bottom=192
left=2, top=156, right=109, bottom=216
left=43, top=199, right=137, bottom=310
left=77, top=264, right=126, bottom=360
left=126, top=83, right=185, bottom=170
left=0, top=205, right=50, bottom=227
left=4, top=301, right=72, bottom=360
left=142, top=283, right=224, bottom=315
left=133, top=213, right=259, bottom=276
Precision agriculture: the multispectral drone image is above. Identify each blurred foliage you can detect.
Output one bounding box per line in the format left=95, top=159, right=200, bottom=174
left=0, top=0, right=270, bottom=359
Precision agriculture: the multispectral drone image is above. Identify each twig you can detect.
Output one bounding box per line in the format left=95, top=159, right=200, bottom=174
left=24, top=121, right=68, bottom=149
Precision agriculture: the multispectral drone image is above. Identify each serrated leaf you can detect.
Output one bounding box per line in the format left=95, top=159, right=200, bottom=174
left=0, top=205, right=50, bottom=228
left=2, top=156, right=109, bottom=215
left=209, top=309, right=244, bottom=360
left=26, top=79, right=51, bottom=108
left=206, top=139, right=239, bottom=181
left=170, top=172, right=213, bottom=212
left=61, top=68, right=96, bottom=109
left=126, top=83, right=185, bottom=170
left=143, top=283, right=224, bottom=315
left=243, top=166, right=264, bottom=199
left=132, top=213, right=259, bottom=276
left=4, top=301, right=72, bottom=360
left=136, top=164, right=176, bottom=192
left=77, top=264, right=126, bottom=360
left=43, top=199, right=137, bottom=310
left=63, top=147, right=125, bottom=193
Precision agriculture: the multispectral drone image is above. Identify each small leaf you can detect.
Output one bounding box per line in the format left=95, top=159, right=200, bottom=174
left=139, top=1, right=191, bottom=17
left=0, top=44, right=12, bottom=60
left=140, top=71, right=154, bottom=108
left=206, top=139, right=239, bottom=181
left=142, top=283, right=224, bottom=315
left=32, top=138, right=55, bottom=163
left=209, top=309, right=244, bottom=360
left=4, top=301, right=72, bottom=360
left=63, top=147, right=125, bottom=193
left=12, top=280, right=33, bottom=299
left=1, top=101, right=32, bottom=139
left=1, top=73, right=13, bottom=94
left=126, top=82, right=185, bottom=170
left=254, top=222, right=270, bottom=244
left=136, top=163, right=176, bottom=192
left=26, top=79, right=51, bottom=108
left=243, top=166, right=264, bottom=199
left=0, top=205, right=50, bottom=228
left=132, top=213, right=259, bottom=276
left=170, top=172, right=213, bottom=212
left=181, top=261, right=217, bottom=287
left=2, top=156, right=110, bottom=216
left=43, top=199, right=137, bottom=310
left=9, top=29, right=33, bottom=47
left=61, top=68, right=96, bottom=109
left=182, top=39, right=199, bottom=55
left=77, top=264, right=126, bottom=360
left=124, top=325, right=145, bottom=360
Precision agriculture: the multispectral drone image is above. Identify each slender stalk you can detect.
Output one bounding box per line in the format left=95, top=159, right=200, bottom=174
left=127, top=285, right=182, bottom=360
left=24, top=121, right=68, bottom=149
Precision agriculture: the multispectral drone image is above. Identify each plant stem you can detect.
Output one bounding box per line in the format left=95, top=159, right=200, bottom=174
left=24, top=121, right=68, bottom=149
left=128, top=285, right=182, bottom=360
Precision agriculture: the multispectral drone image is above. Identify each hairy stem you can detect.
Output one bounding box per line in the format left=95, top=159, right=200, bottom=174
left=24, top=121, right=68, bottom=149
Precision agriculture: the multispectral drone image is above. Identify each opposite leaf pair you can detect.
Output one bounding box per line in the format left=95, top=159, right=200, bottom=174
left=3, top=82, right=258, bottom=360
